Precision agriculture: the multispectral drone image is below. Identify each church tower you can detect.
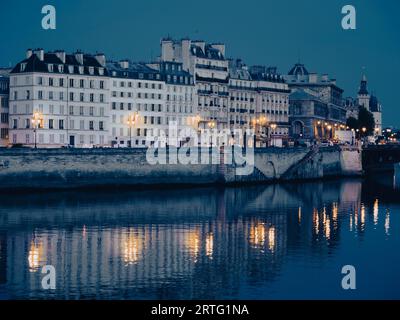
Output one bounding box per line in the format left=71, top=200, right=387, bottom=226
left=357, top=73, right=370, bottom=111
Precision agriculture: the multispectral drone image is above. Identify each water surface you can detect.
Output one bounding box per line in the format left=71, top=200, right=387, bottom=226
left=0, top=175, right=399, bottom=299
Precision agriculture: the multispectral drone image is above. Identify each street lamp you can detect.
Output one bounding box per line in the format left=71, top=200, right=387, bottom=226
left=270, top=123, right=277, bottom=147
left=126, top=112, right=137, bottom=148
left=31, top=111, right=42, bottom=149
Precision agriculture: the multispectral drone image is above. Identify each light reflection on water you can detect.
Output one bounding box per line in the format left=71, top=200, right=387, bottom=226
left=0, top=175, right=399, bottom=299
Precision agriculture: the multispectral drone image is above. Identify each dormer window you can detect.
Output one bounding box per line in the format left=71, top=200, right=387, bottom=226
left=99, top=68, right=104, bottom=76
left=20, top=63, right=27, bottom=72
left=58, top=65, right=64, bottom=73
left=48, top=64, right=54, bottom=72
left=89, top=67, right=94, bottom=75
left=79, top=66, right=84, bottom=74
left=68, top=65, right=74, bottom=73
left=112, top=71, right=116, bottom=77
left=156, top=74, right=160, bottom=80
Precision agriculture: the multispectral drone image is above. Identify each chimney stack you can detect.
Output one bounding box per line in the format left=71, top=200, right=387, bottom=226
left=119, top=60, right=129, bottom=69
left=94, top=53, right=106, bottom=67
left=55, top=50, right=66, bottom=64
left=33, top=48, right=44, bottom=61
left=75, top=51, right=84, bottom=65
left=26, top=49, right=33, bottom=59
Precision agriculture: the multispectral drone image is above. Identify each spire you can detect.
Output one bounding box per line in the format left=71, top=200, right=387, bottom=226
left=358, top=67, right=368, bottom=95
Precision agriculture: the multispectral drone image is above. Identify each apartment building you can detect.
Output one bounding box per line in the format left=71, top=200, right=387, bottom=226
left=9, top=49, right=109, bottom=148
left=107, top=60, right=166, bottom=148
left=0, top=70, right=10, bottom=147
left=149, top=61, right=196, bottom=146
left=161, top=38, right=229, bottom=132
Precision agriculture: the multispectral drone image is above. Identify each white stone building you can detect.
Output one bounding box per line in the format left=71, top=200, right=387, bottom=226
left=250, top=66, right=290, bottom=147
left=9, top=49, right=109, bottom=148
left=0, top=70, right=10, bottom=147
left=107, top=60, right=166, bottom=148
left=161, top=38, right=229, bottom=133
left=148, top=61, right=197, bottom=146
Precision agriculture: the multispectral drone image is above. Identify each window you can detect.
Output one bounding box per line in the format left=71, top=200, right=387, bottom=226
left=90, top=94, right=94, bottom=102
left=89, top=121, right=94, bottom=130
left=100, top=94, right=104, bottom=102
left=80, top=93, right=84, bottom=102
left=100, top=81, right=104, bottom=89
left=59, top=119, right=64, bottom=130
left=80, top=106, right=84, bottom=115
left=89, top=107, right=94, bottom=116
left=99, top=121, right=104, bottom=131
left=13, top=119, right=18, bottom=129
left=80, top=79, right=84, bottom=88
left=69, top=106, right=74, bottom=115
left=69, top=78, right=74, bottom=87
left=69, top=92, right=74, bottom=101
left=25, top=119, right=30, bottom=129
left=49, top=119, right=54, bottom=129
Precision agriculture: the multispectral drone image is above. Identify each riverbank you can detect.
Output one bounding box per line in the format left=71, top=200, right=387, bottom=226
left=0, top=146, right=362, bottom=190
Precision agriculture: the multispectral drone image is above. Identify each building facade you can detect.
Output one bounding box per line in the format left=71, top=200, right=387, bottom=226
left=0, top=70, right=10, bottom=147
left=161, top=38, right=229, bottom=135
left=285, top=63, right=347, bottom=141
left=107, top=60, right=165, bottom=148
left=9, top=49, right=109, bottom=148
left=250, top=66, right=290, bottom=147
left=149, top=61, right=197, bottom=146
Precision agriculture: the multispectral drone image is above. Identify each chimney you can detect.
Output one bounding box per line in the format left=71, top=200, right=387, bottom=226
left=119, top=60, right=129, bottom=69
left=309, top=73, right=318, bottom=83
left=33, top=48, right=44, bottom=61
left=161, top=38, right=174, bottom=62
left=55, top=50, right=66, bottom=63
left=75, top=51, right=84, bottom=65
left=211, top=43, right=225, bottom=57
left=94, top=53, right=106, bottom=67
left=192, top=40, right=205, bottom=53
left=26, top=49, right=33, bottom=59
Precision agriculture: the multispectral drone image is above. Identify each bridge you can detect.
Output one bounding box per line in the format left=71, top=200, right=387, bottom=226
left=362, top=144, right=400, bottom=173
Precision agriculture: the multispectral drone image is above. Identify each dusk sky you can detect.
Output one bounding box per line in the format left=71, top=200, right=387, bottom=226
left=1, top=0, right=399, bottom=126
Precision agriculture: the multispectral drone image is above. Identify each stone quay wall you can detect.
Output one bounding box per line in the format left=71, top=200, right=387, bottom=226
left=0, top=146, right=363, bottom=190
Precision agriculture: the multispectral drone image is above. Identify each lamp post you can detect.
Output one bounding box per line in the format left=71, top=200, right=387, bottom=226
left=31, top=112, right=42, bottom=149
left=126, top=112, right=137, bottom=148
left=208, top=121, right=215, bottom=147
left=270, top=123, right=277, bottom=147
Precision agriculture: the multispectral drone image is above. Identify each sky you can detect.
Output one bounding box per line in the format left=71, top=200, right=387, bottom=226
left=1, top=0, right=399, bottom=127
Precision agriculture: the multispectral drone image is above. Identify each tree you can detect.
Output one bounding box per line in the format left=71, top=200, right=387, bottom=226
left=346, top=107, right=375, bottom=136
left=358, top=106, right=375, bottom=135
left=346, top=117, right=359, bottom=130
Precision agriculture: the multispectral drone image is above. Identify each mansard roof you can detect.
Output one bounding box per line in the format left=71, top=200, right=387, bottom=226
left=106, top=61, right=162, bottom=80
left=288, top=63, right=309, bottom=76
left=11, top=51, right=108, bottom=76
left=191, top=44, right=225, bottom=60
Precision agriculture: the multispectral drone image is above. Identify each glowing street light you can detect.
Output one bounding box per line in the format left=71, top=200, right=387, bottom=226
left=31, top=111, right=43, bottom=149
left=126, top=112, right=138, bottom=148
